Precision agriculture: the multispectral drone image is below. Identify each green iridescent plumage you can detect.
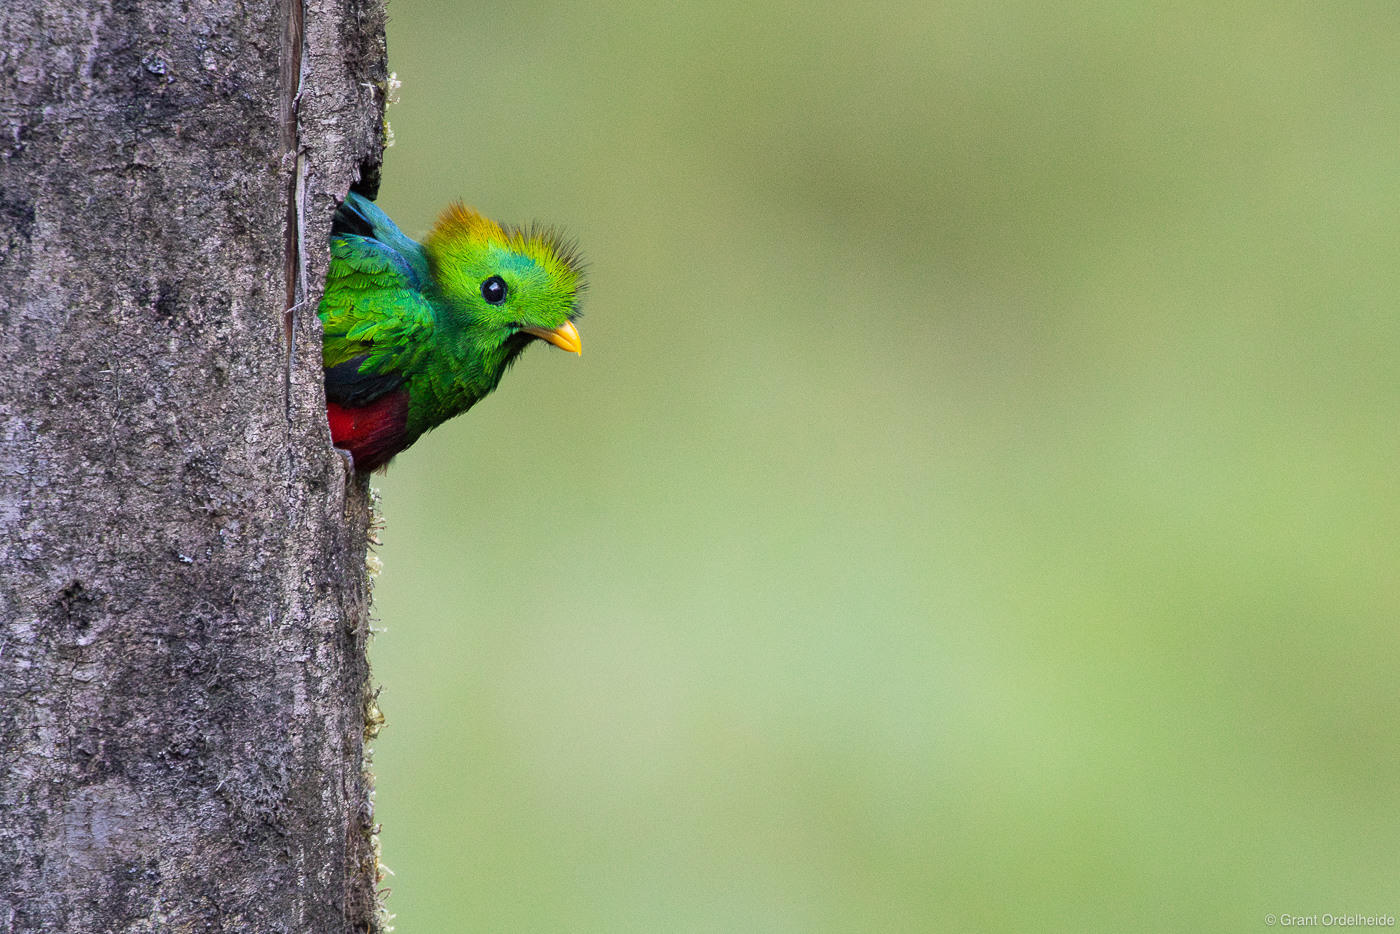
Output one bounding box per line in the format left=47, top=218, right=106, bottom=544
left=319, top=193, right=585, bottom=470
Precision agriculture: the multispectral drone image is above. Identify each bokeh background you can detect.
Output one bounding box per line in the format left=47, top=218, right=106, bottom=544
left=367, top=2, right=1400, bottom=931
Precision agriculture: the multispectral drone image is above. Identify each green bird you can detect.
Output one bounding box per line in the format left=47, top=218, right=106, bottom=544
left=319, top=192, right=585, bottom=472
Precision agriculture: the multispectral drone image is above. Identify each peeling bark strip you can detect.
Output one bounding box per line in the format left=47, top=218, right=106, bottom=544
left=0, top=0, right=388, bottom=931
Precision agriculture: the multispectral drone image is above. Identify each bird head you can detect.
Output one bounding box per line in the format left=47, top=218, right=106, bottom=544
left=424, top=203, right=586, bottom=364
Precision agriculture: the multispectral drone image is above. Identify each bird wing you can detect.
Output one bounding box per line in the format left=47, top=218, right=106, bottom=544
left=331, top=192, right=433, bottom=286
left=320, top=198, right=438, bottom=407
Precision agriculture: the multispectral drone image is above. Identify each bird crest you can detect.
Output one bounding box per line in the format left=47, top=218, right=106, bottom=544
left=427, top=202, right=586, bottom=291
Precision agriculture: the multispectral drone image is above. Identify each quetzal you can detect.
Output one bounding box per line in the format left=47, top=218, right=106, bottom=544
left=318, top=193, right=585, bottom=472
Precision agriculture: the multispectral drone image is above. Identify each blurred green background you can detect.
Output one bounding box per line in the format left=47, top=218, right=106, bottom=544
left=367, top=1, right=1400, bottom=931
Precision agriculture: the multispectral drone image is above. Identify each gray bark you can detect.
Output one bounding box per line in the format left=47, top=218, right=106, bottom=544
left=0, top=0, right=389, bottom=930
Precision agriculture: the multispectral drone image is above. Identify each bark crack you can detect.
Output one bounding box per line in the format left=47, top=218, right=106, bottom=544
left=282, top=0, right=306, bottom=421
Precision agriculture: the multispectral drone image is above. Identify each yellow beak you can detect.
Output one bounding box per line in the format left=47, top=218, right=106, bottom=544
left=521, top=320, right=582, bottom=355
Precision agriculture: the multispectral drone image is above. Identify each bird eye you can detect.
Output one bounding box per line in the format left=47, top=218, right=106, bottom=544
left=481, top=275, right=508, bottom=305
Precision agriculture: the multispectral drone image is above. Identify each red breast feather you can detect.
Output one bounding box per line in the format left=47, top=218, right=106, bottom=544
left=326, top=391, right=410, bottom=473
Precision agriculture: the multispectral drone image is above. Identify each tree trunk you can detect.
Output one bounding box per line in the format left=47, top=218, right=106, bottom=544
left=0, top=0, right=388, bottom=929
